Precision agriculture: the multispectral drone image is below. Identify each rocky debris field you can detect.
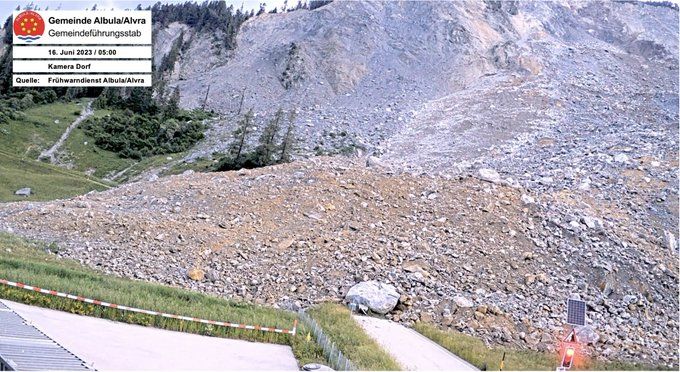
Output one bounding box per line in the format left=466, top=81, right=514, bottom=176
left=1, top=0, right=678, bottom=369
left=0, top=157, right=677, bottom=367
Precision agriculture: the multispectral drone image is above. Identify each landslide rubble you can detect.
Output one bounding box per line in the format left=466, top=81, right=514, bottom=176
left=0, top=157, right=677, bottom=366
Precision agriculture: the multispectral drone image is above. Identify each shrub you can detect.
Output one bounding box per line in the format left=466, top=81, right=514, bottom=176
left=82, top=111, right=205, bottom=159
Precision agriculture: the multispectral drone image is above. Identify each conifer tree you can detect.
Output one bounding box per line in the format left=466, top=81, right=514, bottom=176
left=255, top=108, right=283, bottom=166
left=231, top=108, right=253, bottom=164
left=278, top=110, right=296, bottom=163
left=164, top=87, right=181, bottom=119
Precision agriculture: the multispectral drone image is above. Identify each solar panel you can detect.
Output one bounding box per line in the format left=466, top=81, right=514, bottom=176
left=566, top=298, right=586, bottom=326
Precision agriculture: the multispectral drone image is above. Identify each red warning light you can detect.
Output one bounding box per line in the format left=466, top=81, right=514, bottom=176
left=561, top=344, right=576, bottom=369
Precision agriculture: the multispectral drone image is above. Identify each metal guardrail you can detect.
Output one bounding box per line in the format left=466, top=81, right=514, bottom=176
left=298, top=311, right=356, bottom=371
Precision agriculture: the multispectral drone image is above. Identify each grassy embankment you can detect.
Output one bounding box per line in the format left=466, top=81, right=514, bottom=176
left=414, top=322, right=666, bottom=371
left=0, top=232, right=325, bottom=366
left=0, top=101, right=82, bottom=158
left=0, top=149, right=113, bottom=202
left=308, top=303, right=402, bottom=370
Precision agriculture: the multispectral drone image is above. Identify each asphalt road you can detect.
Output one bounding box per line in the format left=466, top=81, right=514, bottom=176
left=2, top=300, right=299, bottom=370
left=354, top=315, right=478, bottom=371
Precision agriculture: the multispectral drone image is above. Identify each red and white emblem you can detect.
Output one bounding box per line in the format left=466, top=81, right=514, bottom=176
left=14, top=10, right=45, bottom=43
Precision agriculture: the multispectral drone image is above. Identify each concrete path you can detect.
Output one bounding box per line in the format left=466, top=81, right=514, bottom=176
left=354, top=315, right=478, bottom=371
left=38, top=101, right=93, bottom=163
left=2, top=300, right=298, bottom=370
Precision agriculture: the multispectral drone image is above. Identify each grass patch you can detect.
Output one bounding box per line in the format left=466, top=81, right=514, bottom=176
left=0, top=100, right=117, bottom=202
left=113, top=152, right=187, bottom=182
left=0, top=232, right=325, bottom=367
left=0, top=101, right=205, bottom=186
left=0, top=150, right=113, bottom=202
left=414, top=322, right=665, bottom=371
left=161, top=156, right=219, bottom=176
left=0, top=101, right=82, bottom=158
left=61, top=107, right=190, bottom=181
left=308, top=303, right=401, bottom=370
left=62, top=124, right=135, bottom=179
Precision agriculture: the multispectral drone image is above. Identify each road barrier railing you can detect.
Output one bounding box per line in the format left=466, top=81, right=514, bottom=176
left=298, top=310, right=356, bottom=371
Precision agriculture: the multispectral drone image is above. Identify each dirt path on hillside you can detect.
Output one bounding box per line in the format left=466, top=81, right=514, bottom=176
left=38, top=101, right=93, bottom=164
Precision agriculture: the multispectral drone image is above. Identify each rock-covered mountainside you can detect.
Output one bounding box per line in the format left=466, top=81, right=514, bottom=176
left=154, top=0, right=677, bottom=159
left=1, top=0, right=678, bottom=368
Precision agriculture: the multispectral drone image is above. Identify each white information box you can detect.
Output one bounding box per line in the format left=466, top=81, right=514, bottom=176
left=14, top=74, right=152, bottom=87
left=14, top=60, right=152, bottom=73
left=12, top=9, right=153, bottom=87
left=12, top=10, right=152, bottom=45
left=14, top=46, right=152, bottom=60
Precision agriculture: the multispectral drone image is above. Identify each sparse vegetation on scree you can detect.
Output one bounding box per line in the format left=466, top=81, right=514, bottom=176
left=215, top=107, right=297, bottom=171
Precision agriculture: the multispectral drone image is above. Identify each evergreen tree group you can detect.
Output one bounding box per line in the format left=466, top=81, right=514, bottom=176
left=216, top=108, right=296, bottom=171
left=84, top=87, right=209, bottom=159
left=152, top=1, right=253, bottom=50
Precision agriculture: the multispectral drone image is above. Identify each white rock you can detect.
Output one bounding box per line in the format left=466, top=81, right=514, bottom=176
left=664, top=230, right=677, bottom=251
left=366, top=156, right=386, bottom=168
left=613, top=153, right=630, bottom=163
left=14, top=187, right=31, bottom=196
left=302, top=363, right=334, bottom=371
left=478, top=168, right=501, bottom=183
left=538, top=176, right=553, bottom=185
left=576, top=325, right=600, bottom=345
left=345, top=281, right=399, bottom=314
left=581, top=216, right=602, bottom=229
left=453, top=295, right=474, bottom=308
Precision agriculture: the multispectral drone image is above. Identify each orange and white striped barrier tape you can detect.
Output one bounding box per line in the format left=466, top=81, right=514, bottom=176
left=0, top=278, right=297, bottom=335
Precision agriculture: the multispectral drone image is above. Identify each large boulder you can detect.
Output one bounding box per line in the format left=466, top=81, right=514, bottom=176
left=575, top=325, right=600, bottom=345
left=345, top=281, right=399, bottom=314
